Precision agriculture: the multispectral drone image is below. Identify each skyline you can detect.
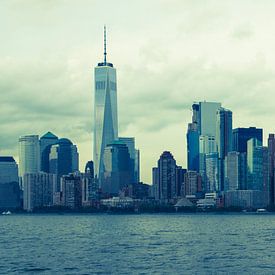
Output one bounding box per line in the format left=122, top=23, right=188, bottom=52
left=2, top=1, right=275, bottom=182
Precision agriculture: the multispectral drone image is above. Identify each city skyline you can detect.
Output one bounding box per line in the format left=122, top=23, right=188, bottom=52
left=2, top=1, right=275, bottom=183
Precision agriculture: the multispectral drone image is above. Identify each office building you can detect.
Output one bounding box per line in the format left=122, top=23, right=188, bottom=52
left=225, top=190, right=267, bottom=209
left=268, top=134, right=275, bottom=205
left=184, top=171, right=202, bottom=197
left=102, top=141, right=131, bottom=196
left=49, top=138, right=79, bottom=190
left=224, top=151, right=246, bottom=191
left=19, top=135, right=40, bottom=184
left=94, top=27, right=118, bottom=183
left=60, top=173, right=82, bottom=209
left=40, top=132, right=58, bottom=173
left=23, top=172, right=56, bottom=211
left=118, top=137, right=139, bottom=184
left=233, top=127, right=262, bottom=153
left=247, top=139, right=268, bottom=203
left=0, top=156, right=20, bottom=209
left=205, top=152, right=219, bottom=192
left=153, top=151, right=178, bottom=201
left=199, top=135, right=216, bottom=192
left=187, top=123, right=199, bottom=172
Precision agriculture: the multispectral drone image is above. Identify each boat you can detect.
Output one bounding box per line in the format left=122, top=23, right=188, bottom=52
left=256, top=208, right=268, bottom=213
left=1, top=211, right=12, bottom=215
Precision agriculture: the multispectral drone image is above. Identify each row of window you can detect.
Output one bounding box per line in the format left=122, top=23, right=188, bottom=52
left=96, top=81, right=117, bottom=91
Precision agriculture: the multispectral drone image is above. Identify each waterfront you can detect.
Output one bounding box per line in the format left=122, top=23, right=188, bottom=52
left=0, top=214, right=274, bottom=274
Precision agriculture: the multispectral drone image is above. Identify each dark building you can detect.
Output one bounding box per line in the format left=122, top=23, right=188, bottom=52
left=233, top=127, right=262, bottom=153
left=268, top=134, right=275, bottom=205
left=187, top=123, right=199, bottom=172
left=40, top=132, right=58, bottom=173
left=0, top=157, right=21, bottom=209
left=82, top=160, right=99, bottom=205
left=49, top=138, right=79, bottom=190
left=153, top=151, right=179, bottom=201
left=85, top=160, right=94, bottom=179
left=176, top=166, right=187, bottom=197
left=102, top=141, right=131, bottom=196
left=61, top=173, right=82, bottom=209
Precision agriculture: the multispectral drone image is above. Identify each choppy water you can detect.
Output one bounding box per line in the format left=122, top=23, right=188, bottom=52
left=0, top=213, right=274, bottom=274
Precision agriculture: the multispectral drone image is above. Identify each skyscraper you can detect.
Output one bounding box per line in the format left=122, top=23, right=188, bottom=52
left=187, top=122, right=199, bottom=172
left=118, top=137, right=137, bottom=184
left=186, top=101, right=221, bottom=176
left=153, top=151, right=178, bottom=201
left=224, top=151, right=246, bottom=191
left=247, top=138, right=268, bottom=194
left=268, top=134, right=275, bottom=205
left=216, top=108, right=233, bottom=191
left=19, top=135, right=40, bottom=185
left=49, top=138, right=79, bottom=191
left=199, top=135, right=216, bottom=192
left=216, top=108, right=232, bottom=159
left=232, top=127, right=262, bottom=153
left=94, top=26, right=118, bottom=183
left=102, top=141, right=131, bottom=196
left=0, top=156, right=21, bottom=209
left=40, top=132, right=58, bottom=173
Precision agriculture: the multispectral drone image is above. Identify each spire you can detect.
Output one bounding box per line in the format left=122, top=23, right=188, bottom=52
left=104, top=25, right=107, bottom=65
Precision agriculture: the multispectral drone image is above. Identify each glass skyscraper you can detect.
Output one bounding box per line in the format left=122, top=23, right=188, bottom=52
left=94, top=27, right=118, bottom=183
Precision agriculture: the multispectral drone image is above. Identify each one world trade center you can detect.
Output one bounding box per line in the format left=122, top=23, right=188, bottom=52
left=93, top=26, right=118, bottom=183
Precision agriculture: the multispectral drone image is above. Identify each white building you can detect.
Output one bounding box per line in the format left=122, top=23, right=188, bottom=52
left=19, top=135, right=40, bottom=185
left=23, top=172, right=56, bottom=211
left=94, top=27, right=118, bottom=183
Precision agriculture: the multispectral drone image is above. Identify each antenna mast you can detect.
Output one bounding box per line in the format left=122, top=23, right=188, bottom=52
left=104, top=25, right=107, bottom=64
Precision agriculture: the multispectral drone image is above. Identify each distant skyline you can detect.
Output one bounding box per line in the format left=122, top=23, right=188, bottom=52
left=2, top=0, right=275, bottom=183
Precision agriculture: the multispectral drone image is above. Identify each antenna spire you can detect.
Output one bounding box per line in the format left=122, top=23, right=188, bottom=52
left=104, top=25, right=107, bottom=64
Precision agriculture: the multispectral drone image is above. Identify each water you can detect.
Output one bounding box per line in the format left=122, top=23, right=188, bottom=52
left=0, top=213, right=274, bottom=274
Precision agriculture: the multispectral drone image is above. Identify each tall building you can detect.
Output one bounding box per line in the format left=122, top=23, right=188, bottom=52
left=19, top=135, right=40, bottom=183
left=216, top=108, right=233, bottom=191
left=184, top=171, right=202, bottom=197
left=134, top=149, right=140, bottom=183
left=198, top=101, right=222, bottom=137
left=82, top=162, right=99, bottom=205
left=224, top=151, right=246, bottom=191
left=152, top=167, right=159, bottom=200
left=247, top=138, right=268, bottom=194
left=153, top=151, right=178, bottom=201
left=216, top=108, right=232, bottom=159
left=205, top=152, right=219, bottom=192
left=0, top=156, right=21, bottom=209
left=49, top=138, right=79, bottom=190
left=199, top=135, right=216, bottom=192
left=60, top=173, right=82, bottom=209
left=94, top=27, right=118, bottom=183
left=102, top=141, right=131, bottom=196
left=187, top=123, right=199, bottom=172
left=40, top=132, right=58, bottom=173
left=268, top=134, right=275, bottom=205
left=23, top=172, right=56, bottom=211
left=186, top=102, right=221, bottom=178
left=232, top=127, right=262, bottom=153
left=176, top=166, right=186, bottom=197
left=118, top=137, right=139, bottom=184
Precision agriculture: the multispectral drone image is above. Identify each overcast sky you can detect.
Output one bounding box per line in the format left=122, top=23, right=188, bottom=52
left=1, top=0, right=275, bottom=183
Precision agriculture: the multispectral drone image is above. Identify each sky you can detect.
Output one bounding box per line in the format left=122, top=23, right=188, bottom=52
left=2, top=0, right=275, bottom=183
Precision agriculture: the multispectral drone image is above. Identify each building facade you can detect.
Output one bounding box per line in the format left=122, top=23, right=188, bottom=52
left=102, top=142, right=131, bottom=196
left=0, top=156, right=20, bottom=209
left=23, top=172, right=56, bottom=211
left=232, top=127, right=262, bottom=153
left=19, top=135, right=40, bottom=185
